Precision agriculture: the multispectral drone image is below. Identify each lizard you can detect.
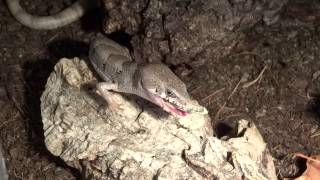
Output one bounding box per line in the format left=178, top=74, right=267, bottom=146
left=6, top=0, right=196, bottom=117
left=6, top=0, right=99, bottom=30
left=89, top=35, right=195, bottom=117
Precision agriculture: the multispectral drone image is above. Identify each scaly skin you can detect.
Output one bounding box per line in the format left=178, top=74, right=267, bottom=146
left=89, top=35, right=193, bottom=117
left=6, top=0, right=194, bottom=116
left=6, top=0, right=99, bottom=30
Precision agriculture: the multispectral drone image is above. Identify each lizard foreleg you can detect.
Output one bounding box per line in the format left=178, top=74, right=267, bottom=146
left=96, top=82, right=123, bottom=113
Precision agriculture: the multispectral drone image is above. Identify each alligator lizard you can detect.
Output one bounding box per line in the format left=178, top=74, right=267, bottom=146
left=89, top=35, right=194, bottom=117
left=7, top=0, right=196, bottom=117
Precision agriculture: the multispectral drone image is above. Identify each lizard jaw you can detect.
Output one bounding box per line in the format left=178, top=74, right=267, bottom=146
left=151, top=95, right=187, bottom=117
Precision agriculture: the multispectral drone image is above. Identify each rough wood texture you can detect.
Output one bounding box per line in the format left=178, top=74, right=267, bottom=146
left=41, top=58, right=276, bottom=179
left=102, top=0, right=288, bottom=64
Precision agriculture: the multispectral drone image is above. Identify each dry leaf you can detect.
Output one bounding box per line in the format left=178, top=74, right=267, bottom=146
left=294, top=153, right=320, bottom=180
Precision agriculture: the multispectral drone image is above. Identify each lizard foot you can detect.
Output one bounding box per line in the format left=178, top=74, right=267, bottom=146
left=96, top=87, right=124, bottom=115
left=97, top=97, right=124, bottom=116
left=106, top=95, right=125, bottom=114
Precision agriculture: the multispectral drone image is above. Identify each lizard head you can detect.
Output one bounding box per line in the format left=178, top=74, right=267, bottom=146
left=141, top=64, right=192, bottom=117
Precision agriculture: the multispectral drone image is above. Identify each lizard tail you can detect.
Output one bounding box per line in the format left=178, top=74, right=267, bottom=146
left=6, top=0, right=99, bottom=30
left=0, top=144, right=8, bottom=180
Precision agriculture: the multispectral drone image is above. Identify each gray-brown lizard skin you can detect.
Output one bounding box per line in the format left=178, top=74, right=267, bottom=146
left=89, top=35, right=192, bottom=116
left=6, top=0, right=194, bottom=116
left=6, top=0, right=99, bottom=30
left=89, top=35, right=152, bottom=101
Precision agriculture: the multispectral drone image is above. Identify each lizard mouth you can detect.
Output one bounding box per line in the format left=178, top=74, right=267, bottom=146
left=151, top=95, right=187, bottom=117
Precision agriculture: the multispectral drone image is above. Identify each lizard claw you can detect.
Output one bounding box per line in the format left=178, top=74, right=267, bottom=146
left=95, top=82, right=125, bottom=115
left=97, top=91, right=124, bottom=115
left=98, top=99, right=124, bottom=116
left=107, top=97, right=124, bottom=113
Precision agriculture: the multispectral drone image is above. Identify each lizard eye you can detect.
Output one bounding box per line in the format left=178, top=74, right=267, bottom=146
left=166, top=89, right=176, bottom=97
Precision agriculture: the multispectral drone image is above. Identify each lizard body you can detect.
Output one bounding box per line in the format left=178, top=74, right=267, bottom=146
left=6, top=0, right=98, bottom=30
left=89, top=35, right=193, bottom=117
left=6, top=0, right=195, bottom=117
